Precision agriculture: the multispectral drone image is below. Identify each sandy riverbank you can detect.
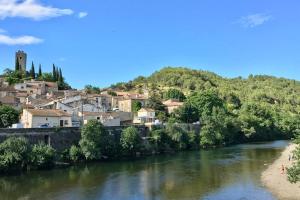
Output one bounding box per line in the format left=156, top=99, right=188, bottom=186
left=261, top=143, right=300, bottom=199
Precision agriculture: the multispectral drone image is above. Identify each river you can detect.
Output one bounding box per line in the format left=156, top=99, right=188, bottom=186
left=0, top=140, right=289, bottom=200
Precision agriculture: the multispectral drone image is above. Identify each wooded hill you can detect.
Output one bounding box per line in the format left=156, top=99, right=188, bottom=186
left=111, top=67, right=300, bottom=146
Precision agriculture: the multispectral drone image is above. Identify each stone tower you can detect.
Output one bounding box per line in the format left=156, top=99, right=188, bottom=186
left=15, top=50, right=27, bottom=71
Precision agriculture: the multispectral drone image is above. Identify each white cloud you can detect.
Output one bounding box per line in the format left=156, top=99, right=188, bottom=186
left=0, top=34, right=43, bottom=45
left=78, top=12, right=88, bottom=19
left=237, top=13, right=272, bottom=28
left=0, top=0, right=74, bottom=20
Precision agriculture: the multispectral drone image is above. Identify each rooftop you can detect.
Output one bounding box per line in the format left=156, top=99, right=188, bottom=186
left=163, top=99, right=184, bottom=106
left=25, top=109, right=71, bottom=117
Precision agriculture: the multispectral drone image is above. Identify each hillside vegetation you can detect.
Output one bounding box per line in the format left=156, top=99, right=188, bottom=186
left=111, top=67, right=300, bottom=146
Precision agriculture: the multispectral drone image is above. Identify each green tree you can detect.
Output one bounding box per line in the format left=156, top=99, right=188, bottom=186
left=188, top=90, right=224, bottom=118
left=132, top=101, right=142, bottom=113
left=3, top=69, right=23, bottom=85
left=149, top=128, right=172, bottom=152
left=172, top=102, right=199, bottom=123
left=200, top=112, right=225, bottom=147
left=146, top=95, right=166, bottom=111
left=238, top=102, right=275, bottom=141
left=164, top=88, right=186, bottom=101
left=0, top=105, right=19, bottom=128
left=0, top=137, right=30, bottom=173
left=29, top=143, right=56, bottom=169
left=69, top=145, right=83, bottom=162
left=108, top=90, right=117, bottom=96
left=120, top=126, right=141, bottom=155
left=30, top=61, right=35, bottom=79
left=38, top=64, right=42, bottom=78
left=84, top=85, right=100, bottom=94
left=52, top=64, right=57, bottom=81
left=59, top=68, right=63, bottom=83
left=287, top=134, right=300, bottom=183
left=79, top=120, right=113, bottom=160
left=39, top=73, right=54, bottom=82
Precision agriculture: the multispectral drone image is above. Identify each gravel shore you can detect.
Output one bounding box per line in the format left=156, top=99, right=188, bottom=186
left=261, top=143, right=300, bottom=199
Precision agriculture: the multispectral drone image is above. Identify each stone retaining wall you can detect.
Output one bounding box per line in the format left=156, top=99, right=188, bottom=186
left=0, top=126, right=148, bottom=151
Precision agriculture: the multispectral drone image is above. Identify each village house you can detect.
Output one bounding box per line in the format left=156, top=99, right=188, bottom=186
left=133, top=108, right=156, bottom=124
left=14, top=80, right=58, bottom=96
left=21, top=109, right=72, bottom=128
left=0, top=86, right=15, bottom=97
left=118, top=95, right=148, bottom=112
left=87, top=94, right=112, bottom=112
left=78, top=111, right=121, bottom=126
left=0, top=96, right=20, bottom=107
left=163, top=99, right=184, bottom=113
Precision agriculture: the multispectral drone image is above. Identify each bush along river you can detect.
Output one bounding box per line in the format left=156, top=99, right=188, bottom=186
left=0, top=140, right=289, bottom=200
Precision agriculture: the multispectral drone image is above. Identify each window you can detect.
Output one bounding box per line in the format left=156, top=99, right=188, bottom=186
left=64, top=120, right=69, bottom=125
left=97, top=117, right=100, bottom=120
left=46, top=117, right=48, bottom=121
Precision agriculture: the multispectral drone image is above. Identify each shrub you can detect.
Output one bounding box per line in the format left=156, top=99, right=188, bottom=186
left=69, top=145, right=83, bottom=162
left=0, top=105, right=19, bottom=128
left=0, top=137, right=30, bottom=173
left=120, top=126, right=141, bottom=155
left=79, top=120, right=112, bottom=160
left=30, top=143, right=56, bottom=169
left=149, top=128, right=172, bottom=152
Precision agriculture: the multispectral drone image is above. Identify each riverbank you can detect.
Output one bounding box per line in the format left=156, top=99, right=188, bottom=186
left=261, top=143, right=300, bottom=199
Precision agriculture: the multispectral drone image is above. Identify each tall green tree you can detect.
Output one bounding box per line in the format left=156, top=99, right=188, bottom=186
left=164, top=88, right=186, bottom=101
left=120, top=126, right=141, bottom=155
left=56, top=67, right=59, bottom=81
left=79, top=120, right=114, bottom=160
left=173, top=102, right=199, bottom=123
left=38, top=64, right=42, bottom=78
left=59, top=68, right=63, bottom=83
left=188, top=90, right=224, bottom=118
left=52, top=64, right=57, bottom=81
left=30, top=61, right=35, bottom=79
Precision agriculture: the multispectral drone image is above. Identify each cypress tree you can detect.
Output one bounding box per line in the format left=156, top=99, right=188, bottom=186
left=52, top=64, right=57, bottom=81
left=30, top=61, right=35, bottom=79
left=59, top=68, right=63, bottom=83
left=56, top=67, right=59, bottom=81
left=38, top=64, right=42, bottom=77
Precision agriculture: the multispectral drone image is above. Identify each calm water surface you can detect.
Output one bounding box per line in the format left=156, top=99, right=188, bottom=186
left=0, top=140, right=289, bottom=200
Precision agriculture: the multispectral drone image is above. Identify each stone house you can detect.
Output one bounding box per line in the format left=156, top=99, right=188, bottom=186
left=163, top=99, right=184, bottom=113
left=21, top=109, right=72, bottom=128
left=78, top=111, right=121, bottom=126
left=133, top=108, right=156, bottom=124
left=118, top=96, right=147, bottom=113
left=14, top=80, right=58, bottom=95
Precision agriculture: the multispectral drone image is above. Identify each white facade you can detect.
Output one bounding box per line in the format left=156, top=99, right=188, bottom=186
left=79, top=112, right=121, bottom=126
left=21, top=109, right=72, bottom=128
left=134, top=108, right=156, bottom=124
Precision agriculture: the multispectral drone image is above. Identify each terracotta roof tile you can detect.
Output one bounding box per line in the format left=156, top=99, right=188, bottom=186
left=26, top=109, right=71, bottom=117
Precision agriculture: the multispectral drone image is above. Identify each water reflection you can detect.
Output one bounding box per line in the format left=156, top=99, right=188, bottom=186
left=0, top=140, right=287, bottom=200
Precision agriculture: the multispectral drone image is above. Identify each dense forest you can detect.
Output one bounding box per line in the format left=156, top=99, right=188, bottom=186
left=111, top=67, right=300, bottom=146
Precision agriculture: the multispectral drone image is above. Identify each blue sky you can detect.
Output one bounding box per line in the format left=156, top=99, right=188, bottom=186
left=0, top=0, right=299, bottom=89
